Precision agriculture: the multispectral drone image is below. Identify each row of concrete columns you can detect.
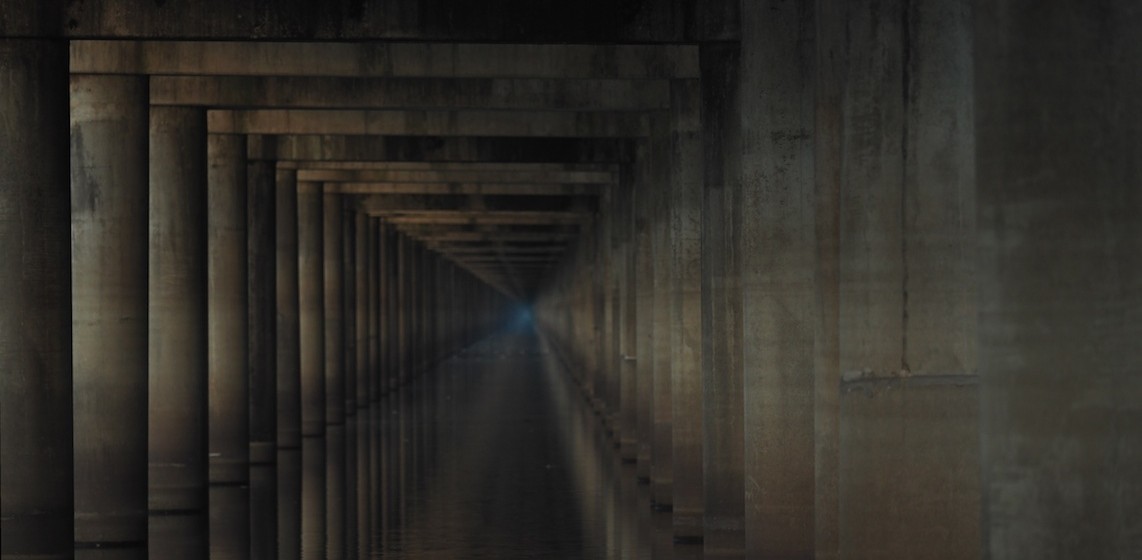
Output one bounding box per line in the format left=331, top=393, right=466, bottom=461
left=2, top=68, right=509, bottom=557
left=534, top=1, right=1141, bottom=559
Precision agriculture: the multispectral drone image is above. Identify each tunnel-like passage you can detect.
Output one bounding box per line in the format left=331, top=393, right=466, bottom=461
left=2, top=1, right=1140, bottom=559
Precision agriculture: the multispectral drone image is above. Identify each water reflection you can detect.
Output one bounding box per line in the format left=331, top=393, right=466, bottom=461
left=145, top=329, right=700, bottom=558
left=209, top=484, right=249, bottom=560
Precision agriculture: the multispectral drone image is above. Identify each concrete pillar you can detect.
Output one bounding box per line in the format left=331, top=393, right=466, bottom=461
left=277, top=168, right=301, bottom=448
left=148, top=105, right=209, bottom=517
left=377, top=222, right=390, bottom=391
left=1, top=38, right=72, bottom=559
left=71, top=73, right=150, bottom=551
left=299, top=180, right=326, bottom=438
left=700, top=42, right=744, bottom=556
left=386, top=229, right=400, bottom=387
left=977, top=1, right=1141, bottom=557
left=367, top=218, right=379, bottom=400
left=398, top=236, right=410, bottom=381
left=208, top=134, right=249, bottom=484
left=648, top=115, right=674, bottom=510
left=633, top=139, right=655, bottom=483
left=325, top=191, right=345, bottom=426
left=248, top=157, right=278, bottom=466
left=341, top=199, right=357, bottom=418
left=838, top=1, right=978, bottom=558
left=617, top=170, right=639, bottom=463
left=354, top=211, right=368, bottom=411
left=669, top=78, right=704, bottom=542
left=813, top=1, right=845, bottom=556
left=740, top=2, right=816, bottom=556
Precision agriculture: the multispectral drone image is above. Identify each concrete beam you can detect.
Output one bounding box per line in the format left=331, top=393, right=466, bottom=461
left=418, top=232, right=577, bottom=243
left=72, top=40, right=699, bottom=79
left=151, top=76, right=671, bottom=111
left=283, top=161, right=619, bottom=173
left=360, top=193, right=593, bottom=213
left=208, top=109, right=649, bottom=138
left=375, top=211, right=587, bottom=226
left=301, top=168, right=615, bottom=184
left=250, top=135, right=635, bottom=163
left=326, top=183, right=605, bottom=197
left=441, top=245, right=567, bottom=254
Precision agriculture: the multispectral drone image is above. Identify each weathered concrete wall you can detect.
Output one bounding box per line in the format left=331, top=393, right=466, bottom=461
left=837, top=1, right=978, bottom=557
left=977, top=1, right=1142, bottom=557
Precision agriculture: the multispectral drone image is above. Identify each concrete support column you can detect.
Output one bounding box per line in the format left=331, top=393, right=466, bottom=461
left=838, top=2, right=978, bottom=558
left=247, top=156, right=277, bottom=465
left=399, top=236, right=411, bottom=380
left=617, top=170, right=638, bottom=462
left=977, top=1, right=1141, bottom=557
left=325, top=191, right=345, bottom=426
left=597, top=198, right=614, bottom=422
left=277, top=168, right=301, bottom=448
left=299, top=180, right=326, bottom=438
left=377, top=222, right=390, bottom=392
left=148, top=106, right=209, bottom=517
left=669, top=78, right=705, bottom=542
left=740, top=2, right=816, bottom=557
left=813, top=2, right=844, bottom=556
left=633, top=139, right=655, bottom=482
left=366, top=218, right=379, bottom=401
left=700, top=42, right=744, bottom=556
left=208, top=134, right=249, bottom=484
left=648, top=115, right=674, bottom=510
left=341, top=200, right=357, bottom=417
left=71, top=73, right=149, bottom=551
left=1, top=37, right=72, bottom=559
left=354, top=211, right=368, bottom=411
left=386, top=229, right=400, bottom=387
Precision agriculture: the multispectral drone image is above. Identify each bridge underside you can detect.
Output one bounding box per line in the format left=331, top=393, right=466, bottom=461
left=1, top=1, right=1139, bottom=559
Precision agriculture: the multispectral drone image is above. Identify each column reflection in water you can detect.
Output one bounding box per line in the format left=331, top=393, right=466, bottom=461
left=301, top=438, right=326, bottom=560
left=343, top=416, right=359, bottom=560
left=250, top=462, right=277, bottom=560
left=209, top=484, right=249, bottom=560
left=147, top=509, right=206, bottom=560
left=277, top=449, right=301, bottom=560
left=326, top=425, right=346, bottom=560
left=355, top=405, right=371, bottom=559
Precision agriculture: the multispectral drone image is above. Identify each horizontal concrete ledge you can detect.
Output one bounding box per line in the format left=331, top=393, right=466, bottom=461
left=302, top=168, right=616, bottom=184
left=840, top=372, right=980, bottom=394
left=279, top=160, right=621, bottom=173
left=209, top=109, right=649, bottom=138
left=327, top=182, right=606, bottom=197
left=72, top=40, right=700, bottom=79
left=151, top=76, right=672, bottom=111
left=367, top=211, right=589, bottom=225
left=249, top=136, right=635, bottom=164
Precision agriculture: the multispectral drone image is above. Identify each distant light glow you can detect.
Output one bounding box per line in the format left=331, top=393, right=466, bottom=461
left=511, top=305, right=534, bottom=329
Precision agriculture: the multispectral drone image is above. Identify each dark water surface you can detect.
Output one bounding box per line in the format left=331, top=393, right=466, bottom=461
left=191, top=328, right=696, bottom=560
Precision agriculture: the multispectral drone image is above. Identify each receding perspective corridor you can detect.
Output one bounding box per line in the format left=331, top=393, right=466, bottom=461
left=1, top=1, right=1140, bottom=559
